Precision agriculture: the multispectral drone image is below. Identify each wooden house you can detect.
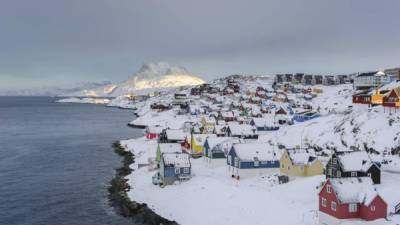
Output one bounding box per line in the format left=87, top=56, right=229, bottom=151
left=226, top=124, right=258, bottom=139
left=318, top=178, right=387, bottom=225
left=382, top=87, right=400, bottom=108
left=220, top=111, right=236, bottom=122
left=189, top=133, right=217, bottom=156
left=352, top=92, right=372, bottom=105
left=145, top=125, right=164, bottom=140
left=227, top=143, right=280, bottom=179
left=250, top=117, right=279, bottom=131
left=203, top=137, right=240, bottom=167
left=159, top=152, right=191, bottom=185
left=279, top=148, right=324, bottom=177
left=200, top=116, right=216, bottom=134
left=325, top=151, right=381, bottom=184
left=159, top=129, right=190, bottom=143
left=293, top=110, right=319, bottom=123
left=155, top=143, right=182, bottom=167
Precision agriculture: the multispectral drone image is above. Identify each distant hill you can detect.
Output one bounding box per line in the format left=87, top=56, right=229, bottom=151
left=67, top=62, right=205, bottom=97
left=0, top=62, right=206, bottom=97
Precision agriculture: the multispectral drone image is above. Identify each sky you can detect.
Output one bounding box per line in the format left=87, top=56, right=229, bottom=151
left=1, top=0, right=400, bottom=90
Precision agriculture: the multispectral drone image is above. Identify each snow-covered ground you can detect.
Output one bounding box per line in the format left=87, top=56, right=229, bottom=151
left=115, top=76, right=400, bottom=225
left=121, top=138, right=400, bottom=225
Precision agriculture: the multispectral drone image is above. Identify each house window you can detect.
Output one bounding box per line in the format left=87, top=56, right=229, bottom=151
left=281, top=163, right=284, bottom=168
left=371, top=205, right=376, bottom=211
left=351, top=172, right=357, bottom=177
left=175, top=168, right=180, bottom=174
left=183, top=167, right=189, bottom=174
left=321, top=198, right=327, bottom=207
left=327, top=169, right=332, bottom=176
left=337, top=171, right=341, bottom=177
left=349, top=203, right=357, bottom=213
left=234, top=158, right=239, bottom=168
left=254, top=158, right=260, bottom=167
left=331, top=202, right=337, bottom=211
left=332, top=158, right=337, bottom=165
left=327, top=185, right=332, bottom=193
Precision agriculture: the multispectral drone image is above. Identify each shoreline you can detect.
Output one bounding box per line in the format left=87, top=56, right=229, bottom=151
left=109, top=141, right=178, bottom=225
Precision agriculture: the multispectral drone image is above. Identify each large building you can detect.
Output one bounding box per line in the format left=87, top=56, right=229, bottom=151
left=353, top=71, right=398, bottom=90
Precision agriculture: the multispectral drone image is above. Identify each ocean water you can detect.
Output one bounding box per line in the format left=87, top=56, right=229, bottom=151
left=0, top=97, right=141, bottom=225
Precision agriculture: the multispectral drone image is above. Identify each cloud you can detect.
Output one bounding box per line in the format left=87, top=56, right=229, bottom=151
left=0, top=0, right=400, bottom=89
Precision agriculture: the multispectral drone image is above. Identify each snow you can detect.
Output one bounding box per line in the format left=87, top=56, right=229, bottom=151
left=329, top=177, right=378, bottom=206
left=115, top=76, right=400, bottom=225
left=338, top=151, right=373, bottom=172
left=228, top=124, right=257, bottom=136
left=232, top=143, right=278, bottom=161
left=158, top=143, right=182, bottom=154
left=288, top=149, right=316, bottom=165
left=162, top=153, right=190, bottom=167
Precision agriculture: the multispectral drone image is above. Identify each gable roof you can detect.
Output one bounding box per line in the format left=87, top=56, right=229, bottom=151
left=162, top=152, right=190, bottom=167
left=192, top=134, right=216, bottom=146
left=329, top=177, right=381, bottom=206
left=166, top=129, right=189, bottom=141
left=228, top=124, right=257, bottom=136
left=158, top=143, right=182, bottom=154
left=286, top=149, right=317, bottom=166
left=337, top=151, right=375, bottom=172
left=232, top=143, right=277, bottom=161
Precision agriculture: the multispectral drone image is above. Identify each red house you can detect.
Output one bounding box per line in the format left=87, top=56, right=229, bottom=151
left=318, top=178, right=387, bottom=225
left=382, top=88, right=400, bottom=108
left=145, top=126, right=164, bottom=140
left=352, top=93, right=371, bottom=105
left=275, top=107, right=287, bottom=115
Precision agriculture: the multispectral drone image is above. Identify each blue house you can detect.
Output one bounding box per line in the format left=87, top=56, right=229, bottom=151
left=227, top=143, right=280, bottom=179
left=159, top=152, right=191, bottom=185
left=203, top=137, right=240, bottom=167
left=250, top=117, right=279, bottom=131
left=293, top=111, right=320, bottom=122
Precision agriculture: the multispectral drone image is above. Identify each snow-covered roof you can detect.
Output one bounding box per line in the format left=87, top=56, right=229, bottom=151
left=228, top=124, right=257, bottom=136
left=166, top=129, right=189, bottom=141
left=192, top=134, right=216, bottom=146
left=206, top=137, right=239, bottom=150
left=162, top=152, right=190, bottom=167
left=146, top=125, right=164, bottom=134
left=329, top=177, right=379, bottom=206
left=337, top=151, right=374, bottom=172
left=286, top=149, right=317, bottom=166
left=251, top=116, right=276, bottom=127
left=158, top=143, right=182, bottom=154
left=214, top=125, right=227, bottom=134
left=233, top=143, right=277, bottom=161
left=221, top=111, right=235, bottom=118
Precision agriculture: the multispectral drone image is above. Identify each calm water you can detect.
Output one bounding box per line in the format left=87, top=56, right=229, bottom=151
left=0, top=97, right=141, bottom=225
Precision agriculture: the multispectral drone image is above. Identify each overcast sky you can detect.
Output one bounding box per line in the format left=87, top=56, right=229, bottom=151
left=1, top=0, right=400, bottom=90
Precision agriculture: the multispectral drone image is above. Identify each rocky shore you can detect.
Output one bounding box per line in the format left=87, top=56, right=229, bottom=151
left=109, top=142, right=178, bottom=225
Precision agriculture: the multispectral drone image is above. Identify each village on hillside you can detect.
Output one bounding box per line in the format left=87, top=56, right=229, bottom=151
left=117, top=68, right=400, bottom=225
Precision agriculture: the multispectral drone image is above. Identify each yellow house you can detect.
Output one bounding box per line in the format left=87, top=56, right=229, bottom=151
left=280, top=149, right=324, bottom=177
left=190, top=134, right=216, bottom=155
left=200, top=116, right=216, bottom=134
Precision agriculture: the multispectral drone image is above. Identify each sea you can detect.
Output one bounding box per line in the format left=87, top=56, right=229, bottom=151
left=0, top=97, right=142, bottom=225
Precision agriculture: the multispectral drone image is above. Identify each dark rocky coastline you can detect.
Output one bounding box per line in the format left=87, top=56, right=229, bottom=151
left=109, top=142, right=178, bottom=225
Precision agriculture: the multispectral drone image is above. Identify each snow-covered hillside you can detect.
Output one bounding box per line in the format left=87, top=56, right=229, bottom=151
left=1, top=63, right=205, bottom=97
left=67, top=62, right=205, bottom=97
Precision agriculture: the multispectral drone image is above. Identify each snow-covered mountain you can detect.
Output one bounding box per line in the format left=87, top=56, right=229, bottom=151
left=0, top=63, right=206, bottom=97
left=69, top=62, right=205, bottom=97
